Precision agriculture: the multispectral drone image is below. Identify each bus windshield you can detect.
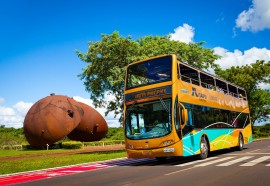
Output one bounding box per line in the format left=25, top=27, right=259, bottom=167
left=125, top=98, right=172, bottom=140
left=126, top=56, right=172, bottom=90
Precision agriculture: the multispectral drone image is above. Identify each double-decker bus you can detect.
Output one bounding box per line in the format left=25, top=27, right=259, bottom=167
left=124, top=54, right=253, bottom=160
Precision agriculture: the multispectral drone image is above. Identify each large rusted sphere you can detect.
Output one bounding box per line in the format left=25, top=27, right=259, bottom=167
left=67, top=102, right=108, bottom=142
left=23, top=94, right=84, bottom=147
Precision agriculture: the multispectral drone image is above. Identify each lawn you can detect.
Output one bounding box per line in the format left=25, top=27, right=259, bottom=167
left=0, top=149, right=127, bottom=175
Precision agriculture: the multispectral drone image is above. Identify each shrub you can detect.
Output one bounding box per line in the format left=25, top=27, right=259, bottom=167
left=21, top=142, right=32, bottom=150
left=62, top=141, right=83, bottom=149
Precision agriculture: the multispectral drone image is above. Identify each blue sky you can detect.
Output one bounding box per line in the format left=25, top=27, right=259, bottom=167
left=1, top=0, right=270, bottom=128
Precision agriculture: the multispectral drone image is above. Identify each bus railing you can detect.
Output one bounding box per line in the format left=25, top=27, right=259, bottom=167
left=180, top=75, right=247, bottom=100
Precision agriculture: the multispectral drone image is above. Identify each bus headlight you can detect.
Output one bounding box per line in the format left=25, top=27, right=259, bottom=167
left=162, top=140, right=173, bottom=146
left=127, top=144, right=134, bottom=149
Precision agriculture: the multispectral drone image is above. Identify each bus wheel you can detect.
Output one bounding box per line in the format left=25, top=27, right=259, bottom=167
left=199, top=136, right=209, bottom=159
left=237, top=134, right=244, bottom=151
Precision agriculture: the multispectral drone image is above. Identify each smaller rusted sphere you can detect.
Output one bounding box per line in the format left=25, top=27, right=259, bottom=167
left=23, top=94, right=84, bottom=147
left=67, top=102, right=108, bottom=142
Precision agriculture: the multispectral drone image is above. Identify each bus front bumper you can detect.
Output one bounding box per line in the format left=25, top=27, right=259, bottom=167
left=126, top=146, right=181, bottom=158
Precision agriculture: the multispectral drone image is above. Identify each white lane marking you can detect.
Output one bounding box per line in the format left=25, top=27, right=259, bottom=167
left=195, top=157, right=235, bottom=167
left=217, top=156, right=253, bottom=166
left=247, top=149, right=261, bottom=153
left=240, top=156, right=270, bottom=166
left=165, top=166, right=197, bottom=176
left=246, top=153, right=270, bottom=155
left=82, top=163, right=108, bottom=168
left=60, top=170, right=84, bottom=173
left=176, top=157, right=218, bottom=167
left=166, top=155, right=270, bottom=176
left=225, top=152, right=270, bottom=156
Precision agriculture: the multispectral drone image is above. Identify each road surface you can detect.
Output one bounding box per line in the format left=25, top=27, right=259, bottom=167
left=3, top=139, right=270, bottom=186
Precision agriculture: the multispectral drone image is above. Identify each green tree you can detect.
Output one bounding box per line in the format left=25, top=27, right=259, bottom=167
left=249, top=89, right=270, bottom=124
left=0, top=126, right=25, bottom=146
left=77, top=31, right=219, bottom=122
left=215, top=60, right=270, bottom=124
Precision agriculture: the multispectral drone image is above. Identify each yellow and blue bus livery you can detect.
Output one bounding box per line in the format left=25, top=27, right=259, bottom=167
left=124, top=54, right=252, bottom=159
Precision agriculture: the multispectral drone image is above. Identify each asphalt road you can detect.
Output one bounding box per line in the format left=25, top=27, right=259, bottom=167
left=16, top=139, right=270, bottom=186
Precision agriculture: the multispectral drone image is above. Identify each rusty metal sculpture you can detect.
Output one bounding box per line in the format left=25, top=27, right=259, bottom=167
left=23, top=94, right=108, bottom=148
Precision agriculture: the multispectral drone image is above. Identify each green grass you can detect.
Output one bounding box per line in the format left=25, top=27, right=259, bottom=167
left=0, top=149, right=78, bottom=157
left=0, top=150, right=127, bottom=175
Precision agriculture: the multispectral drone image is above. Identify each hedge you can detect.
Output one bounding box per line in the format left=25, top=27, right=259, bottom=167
left=62, top=141, right=83, bottom=149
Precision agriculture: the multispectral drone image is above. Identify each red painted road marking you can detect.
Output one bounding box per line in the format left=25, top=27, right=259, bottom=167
left=0, top=163, right=110, bottom=185
left=0, top=158, right=152, bottom=185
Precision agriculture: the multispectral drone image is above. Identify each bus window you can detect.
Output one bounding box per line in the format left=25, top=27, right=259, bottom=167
left=236, top=113, right=249, bottom=128
left=125, top=99, right=172, bottom=140
left=130, top=113, right=140, bottom=134
left=177, top=63, right=181, bottom=79
left=174, top=97, right=181, bottom=138
left=238, top=88, right=247, bottom=100
left=129, top=113, right=146, bottom=134
left=126, top=56, right=172, bottom=90
left=228, top=84, right=238, bottom=97
left=200, top=73, right=215, bottom=90
left=216, top=79, right=228, bottom=94
left=179, top=64, right=200, bottom=86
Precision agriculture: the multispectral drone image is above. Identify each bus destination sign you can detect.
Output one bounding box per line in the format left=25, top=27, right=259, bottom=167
left=125, top=86, right=172, bottom=103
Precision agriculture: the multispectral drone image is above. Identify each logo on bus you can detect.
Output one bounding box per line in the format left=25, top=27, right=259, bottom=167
left=192, top=87, right=207, bottom=99
left=180, top=88, right=189, bottom=94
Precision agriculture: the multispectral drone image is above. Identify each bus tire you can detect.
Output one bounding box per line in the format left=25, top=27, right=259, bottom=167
left=237, top=133, right=244, bottom=151
left=199, top=136, right=209, bottom=160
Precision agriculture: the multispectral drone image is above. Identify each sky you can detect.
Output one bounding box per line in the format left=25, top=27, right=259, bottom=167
left=1, top=0, right=270, bottom=128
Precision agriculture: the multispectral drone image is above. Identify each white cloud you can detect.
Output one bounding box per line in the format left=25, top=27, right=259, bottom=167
left=213, top=47, right=270, bottom=90
left=73, top=95, right=121, bottom=128
left=258, top=82, right=270, bottom=90
left=13, top=101, right=33, bottom=116
left=0, top=101, right=33, bottom=128
left=0, top=106, right=16, bottom=116
left=0, top=97, right=5, bottom=104
left=235, top=0, right=270, bottom=32
left=213, top=47, right=270, bottom=70
left=0, top=105, right=22, bottom=128
left=169, top=23, right=195, bottom=43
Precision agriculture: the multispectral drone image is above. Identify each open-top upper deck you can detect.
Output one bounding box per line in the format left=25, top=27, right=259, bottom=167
left=125, top=54, right=248, bottom=112
left=178, top=61, right=247, bottom=100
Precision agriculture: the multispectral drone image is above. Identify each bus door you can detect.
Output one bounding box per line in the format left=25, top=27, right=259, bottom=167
left=174, top=99, right=188, bottom=139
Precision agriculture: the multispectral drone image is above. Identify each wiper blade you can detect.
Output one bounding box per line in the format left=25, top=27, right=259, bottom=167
left=159, top=98, right=169, bottom=112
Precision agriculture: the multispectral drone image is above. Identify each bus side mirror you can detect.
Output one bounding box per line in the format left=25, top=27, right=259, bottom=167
left=179, top=103, right=188, bottom=129
left=182, top=109, right=188, bottom=123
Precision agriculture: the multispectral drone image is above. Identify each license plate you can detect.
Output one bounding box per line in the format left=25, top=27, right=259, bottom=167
left=164, top=148, right=174, bottom=153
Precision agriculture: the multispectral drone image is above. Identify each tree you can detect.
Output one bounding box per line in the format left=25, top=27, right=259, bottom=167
left=215, top=60, right=270, bottom=124
left=77, top=31, right=220, bottom=123
left=249, top=89, right=270, bottom=124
